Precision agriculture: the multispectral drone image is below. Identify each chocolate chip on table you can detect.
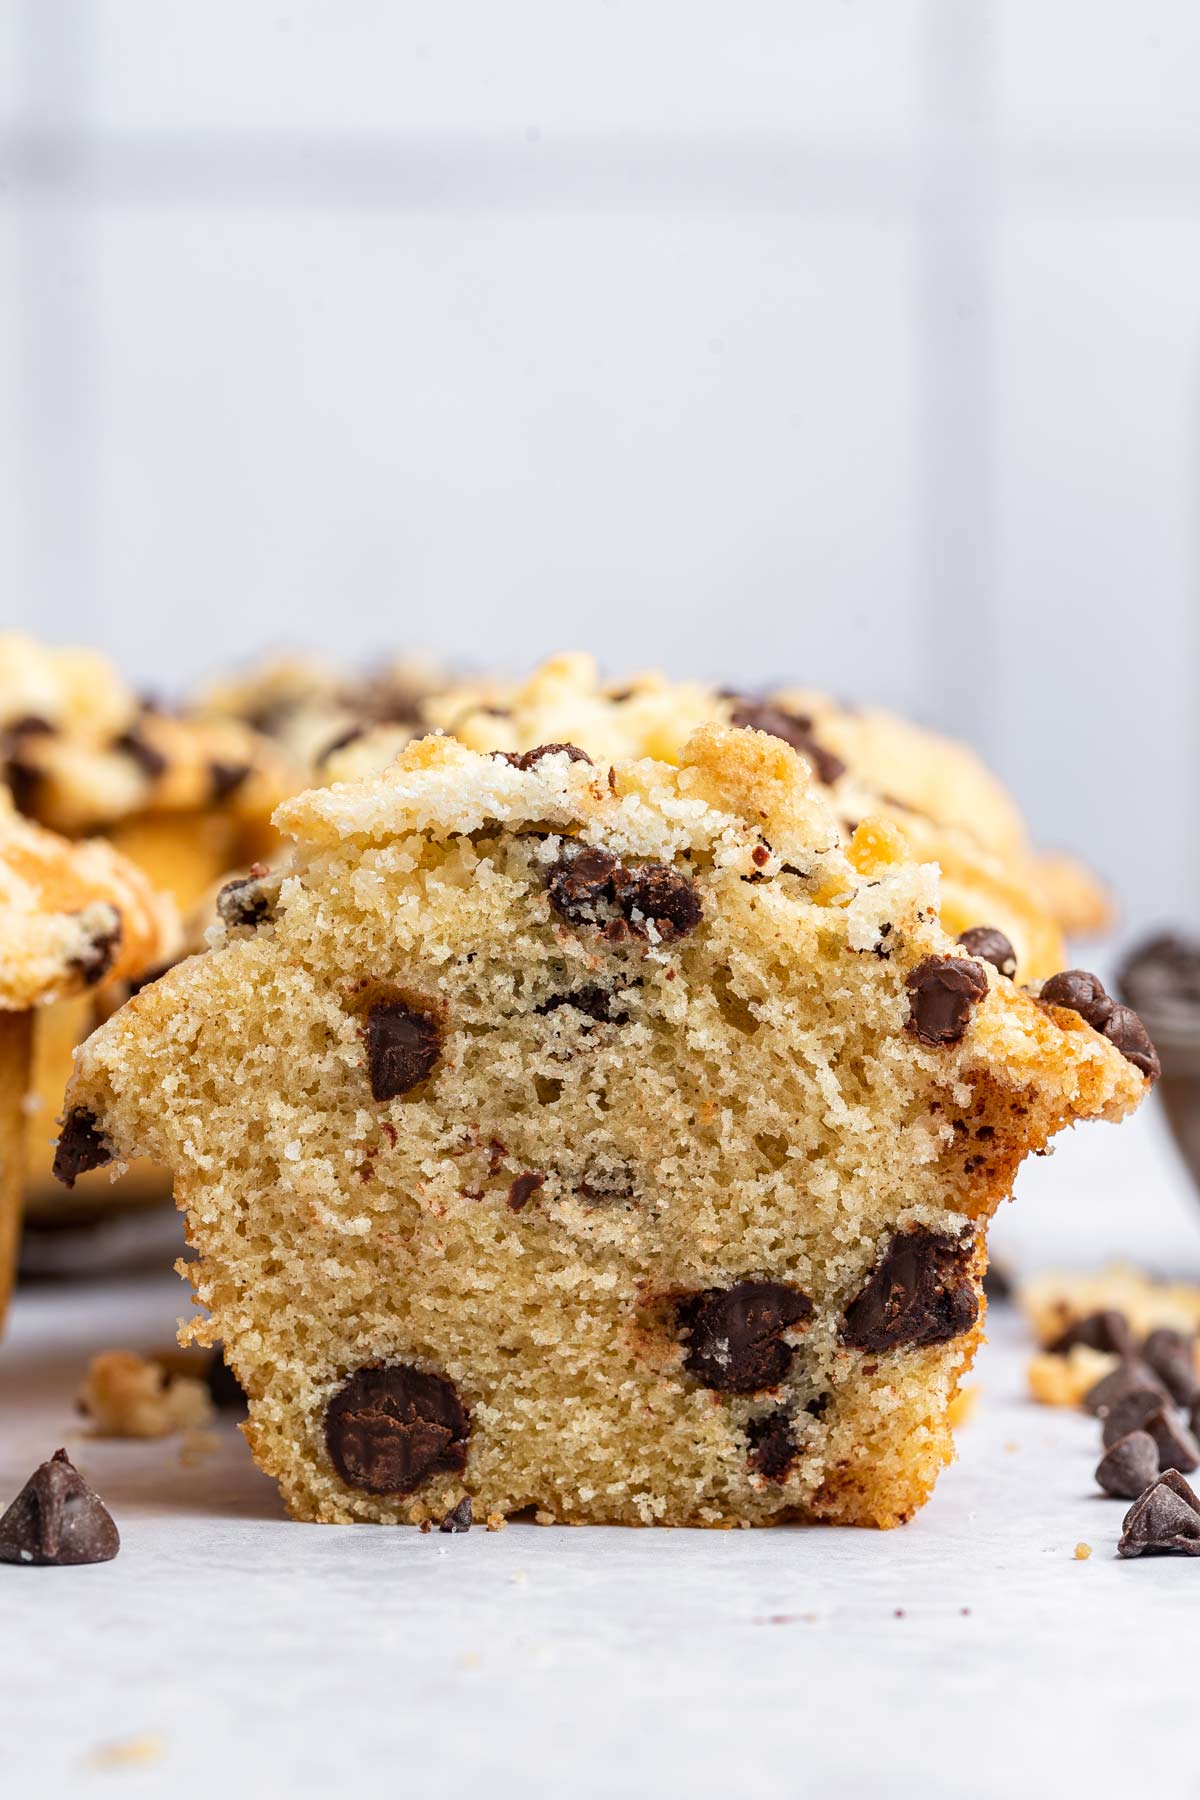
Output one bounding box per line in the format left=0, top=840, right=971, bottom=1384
left=1095, top=1430, right=1160, bottom=1500
left=612, top=864, right=702, bottom=943
left=69, top=907, right=123, bottom=987
left=0, top=1449, right=119, bottom=1566
left=1101, top=1389, right=1175, bottom=1448
left=365, top=1002, right=441, bottom=1101
left=727, top=700, right=847, bottom=786
left=1038, top=969, right=1114, bottom=1031
left=513, top=743, right=593, bottom=770
left=1083, top=1359, right=1169, bottom=1417
left=1141, top=1328, right=1200, bottom=1408
left=955, top=926, right=1017, bottom=980
left=546, top=848, right=621, bottom=925
left=841, top=1229, right=978, bottom=1352
left=904, top=956, right=989, bottom=1047
left=746, top=1410, right=800, bottom=1481
left=1100, top=1005, right=1161, bottom=1083
left=1045, top=1309, right=1135, bottom=1359
left=209, top=760, right=251, bottom=802
left=677, top=1281, right=813, bottom=1394
left=1118, top=1469, right=1200, bottom=1558
left=51, top=1108, right=113, bottom=1188
left=507, top=1170, right=545, bottom=1213
left=111, top=726, right=168, bottom=781
left=439, top=1496, right=473, bottom=1533
left=216, top=863, right=274, bottom=930
left=325, top=1365, right=469, bottom=1494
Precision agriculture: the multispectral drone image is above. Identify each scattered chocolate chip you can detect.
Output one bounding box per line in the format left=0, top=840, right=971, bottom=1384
left=612, top=863, right=702, bottom=943
left=1039, top=969, right=1114, bottom=1031
left=365, top=1002, right=441, bottom=1101
left=677, top=1280, right=813, bottom=1394
left=216, top=865, right=275, bottom=930
left=746, top=1410, right=800, bottom=1481
left=956, top=926, right=1017, bottom=980
left=112, top=726, right=168, bottom=781
left=52, top=1109, right=113, bottom=1188
left=1100, top=1005, right=1160, bottom=1083
left=507, top=1170, right=545, bottom=1213
left=841, top=1229, right=978, bottom=1352
left=1119, top=933, right=1200, bottom=1034
left=69, top=907, right=123, bottom=987
left=728, top=700, right=847, bottom=785
left=1118, top=1469, right=1200, bottom=1558
left=1102, top=1389, right=1175, bottom=1448
left=514, top=743, right=593, bottom=770
left=1083, top=1359, right=1169, bottom=1417
left=324, top=1365, right=469, bottom=1494
left=904, top=956, right=989, bottom=1047
left=209, top=760, right=251, bottom=802
left=546, top=847, right=620, bottom=925
left=1096, top=1430, right=1160, bottom=1500
left=1142, top=1329, right=1200, bottom=1408
left=1046, top=1309, right=1135, bottom=1359
left=0, top=1449, right=119, bottom=1566
left=205, top=1350, right=247, bottom=1411
left=439, top=1495, right=473, bottom=1533
left=982, top=1262, right=1014, bottom=1303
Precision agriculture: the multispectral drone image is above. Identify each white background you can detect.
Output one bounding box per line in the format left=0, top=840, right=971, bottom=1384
left=1, top=1, right=1197, bottom=932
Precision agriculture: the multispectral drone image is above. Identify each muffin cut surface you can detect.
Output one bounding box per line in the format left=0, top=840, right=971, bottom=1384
left=59, top=729, right=1147, bottom=1527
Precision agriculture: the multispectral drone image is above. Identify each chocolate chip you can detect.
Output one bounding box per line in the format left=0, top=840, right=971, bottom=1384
left=1102, top=1389, right=1174, bottom=1448
left=1096, top=1430, right=1160, bottom=1500
left=1083, top=1359, right=1169, bottom=1417
left=2, top=714, right=54, bottom=743
left=216, top=864, right=274, bottom=930
left=209, top=760, right=251, bottom=802
left=52, top=1109, right=113, bottom=1188
left=955, top=926, right=1017, bottom=980
left=365, top=1002, right=441, bottom=1101
left=612, top=864, right=702, bottom=944
left=1046, top=1309, right=1135, bottom=1359
left=1100, top=1005, right=1160, bottom=1083
left=205, top=1350, right=247, bottom=1412
left=1142, top=1329, right=1200, bottom=1407
left=0, top=1449, right=119, bottom=1566
left=904, top=956, right=989, bottom=1046
left=324, top=1365, right=469, bottom=1494
left=677, top=1280, right=813, bottom=1394
left=1118, top=933, right=1200, bottom=1032
left=746, top=1410, right=800, bottom=1481
left=982, top=1262, right=1014, bottom=1303
left=507, top=1170, right=545, bottom=1213
left=1118, top=1469, right=1200, bottom=1558
left=841, top=1229, right=978, bottom=1352
left=4, top=754, right=42, bottom=817
left=546, top=848, right=620, bottom=925
left=514, top=743, right=593, bottom=770
left=728, top=701, right=847, bottom=785
left=69, top=906, right=123, bottom=987
left=316, top=723, right=367, bottom=764
left=439, top=1496, right=473, bottom=1533
left=535, top=985, right=626, bottom=1024
left=1039, top=969, right=1114, bottom=1031
left=112, top=726, right=168, bottom=781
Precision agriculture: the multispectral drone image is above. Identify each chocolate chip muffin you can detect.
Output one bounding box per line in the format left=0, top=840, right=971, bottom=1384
left=56, top=728, right=1148, bottom=1527
left=0, top=790, right=174, bottom=1326
left=1, top=632, right=292, bottom=1216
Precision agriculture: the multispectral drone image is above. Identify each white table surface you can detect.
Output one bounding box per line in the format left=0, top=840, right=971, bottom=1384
left=4, top=1100, right=1199, bottom=1800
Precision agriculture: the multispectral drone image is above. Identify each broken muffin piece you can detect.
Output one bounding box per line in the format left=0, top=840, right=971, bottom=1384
left=58, top=727, right=1149, bottom=1528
